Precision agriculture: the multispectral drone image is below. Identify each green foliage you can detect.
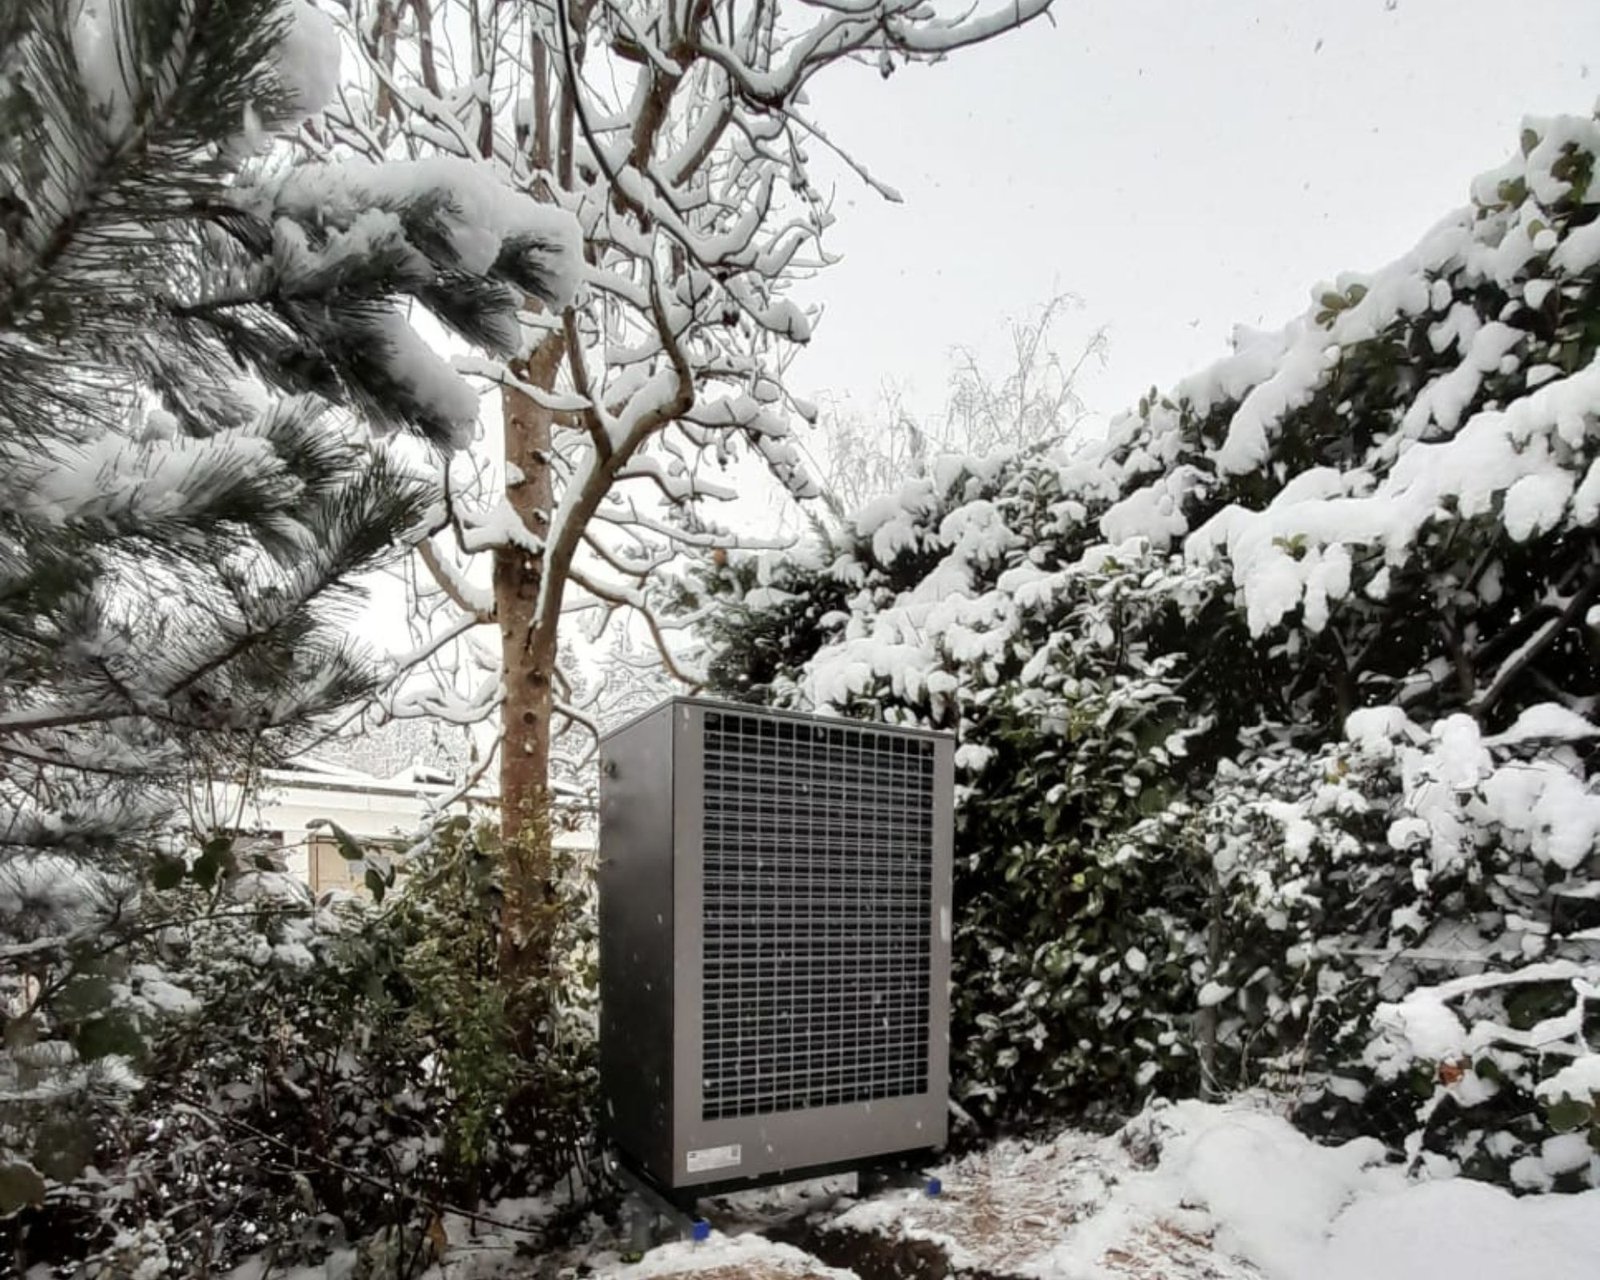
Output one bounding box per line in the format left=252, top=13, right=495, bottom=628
left=3, top=815, right=598, bottom=1276
left=1354, top=966, right=1600, bottom=1191
left=381, top=816, right=598, bottom=1187
left=0, top=1160, right=45, bottom=1216
left=944, top=564, right=1222, bottom=1116
left=683, top=470, right=1239, bottom=1122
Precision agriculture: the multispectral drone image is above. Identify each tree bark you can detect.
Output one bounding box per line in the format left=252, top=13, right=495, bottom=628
left=495, top=327, right=565, bottom=984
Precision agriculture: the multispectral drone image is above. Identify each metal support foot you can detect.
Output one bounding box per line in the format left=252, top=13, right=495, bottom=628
left=608, top=1150, right=700, bottom=1257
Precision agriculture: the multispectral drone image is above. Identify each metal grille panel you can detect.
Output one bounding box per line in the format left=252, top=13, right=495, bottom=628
left=701, top=711, right=933, bottom=1120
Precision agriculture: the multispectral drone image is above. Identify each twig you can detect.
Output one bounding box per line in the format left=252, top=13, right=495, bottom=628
left=1474, top=566, right=1600, bottom=722
left=170, top=1102, right=554, bottom=1239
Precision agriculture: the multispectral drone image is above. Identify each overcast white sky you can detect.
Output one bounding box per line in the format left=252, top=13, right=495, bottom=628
left=786, top=0, right=1600, bottom=431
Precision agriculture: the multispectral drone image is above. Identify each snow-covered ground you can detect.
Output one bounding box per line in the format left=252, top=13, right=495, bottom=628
left=820, top=1098, right=1600, bottom=1279
left=413, top=1099, right=1600, bottom=1280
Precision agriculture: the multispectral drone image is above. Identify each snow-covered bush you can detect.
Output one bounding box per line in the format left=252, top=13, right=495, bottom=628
left=6, top=816, right=598, bottom=1276
left=1123, top=710, right=1599, bottom=1174
left=685, top=108, right=1600, bottom=1181
left=687, top=462, right=1245, bottom=1117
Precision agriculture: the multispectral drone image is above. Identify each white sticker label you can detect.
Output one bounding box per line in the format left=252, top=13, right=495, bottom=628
left=686, top=1143, right=742, bottom=1173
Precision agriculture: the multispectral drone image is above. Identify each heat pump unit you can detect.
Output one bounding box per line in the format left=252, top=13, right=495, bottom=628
left=598, top=697, right=954, bottom=1196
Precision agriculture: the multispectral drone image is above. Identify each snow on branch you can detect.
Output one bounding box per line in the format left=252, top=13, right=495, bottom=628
left=320, top=0, right=1053, bottom=748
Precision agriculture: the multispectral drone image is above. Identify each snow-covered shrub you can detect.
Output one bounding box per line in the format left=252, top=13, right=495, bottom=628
left=944, top=549, right=1226, bottom=1115
left=687, top=463, right=1246, bottom=1117
left=684, top=108, right=1600, bottom=1178
left=1125, top=709, right=1599, bottom=1172
left=1362, top=964, right=1600, bottom=1191
left=5, top=816, right=597, bottom=1276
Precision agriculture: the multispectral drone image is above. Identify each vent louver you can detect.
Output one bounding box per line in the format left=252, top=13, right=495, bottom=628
left=700, top=710, right=933, bottom=1120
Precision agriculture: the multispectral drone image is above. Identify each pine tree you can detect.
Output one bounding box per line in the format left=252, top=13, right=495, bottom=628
left=0, top=0, right=576, bottom=1214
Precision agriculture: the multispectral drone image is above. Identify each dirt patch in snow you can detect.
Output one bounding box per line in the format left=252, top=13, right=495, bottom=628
left=773, top=1221, right=991, bottom=1280
left=1096, top=1222, right=1252, bottom=1279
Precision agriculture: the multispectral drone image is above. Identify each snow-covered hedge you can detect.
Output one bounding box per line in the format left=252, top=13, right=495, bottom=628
left=3, top=818, right=597, bottom=1276
left=685, top=110, right=1600, bottom=1184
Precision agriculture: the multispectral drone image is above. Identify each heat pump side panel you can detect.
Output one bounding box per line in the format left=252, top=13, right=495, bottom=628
left=597, top=704, right=676, bottom=1186
left=668, top=700, right=708, bottom=1184
left=925, top=733, right=954, bottom=1147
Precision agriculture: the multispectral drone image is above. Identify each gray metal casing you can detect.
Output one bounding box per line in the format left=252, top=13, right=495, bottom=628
left=598, top=697, right=953, bottom=1192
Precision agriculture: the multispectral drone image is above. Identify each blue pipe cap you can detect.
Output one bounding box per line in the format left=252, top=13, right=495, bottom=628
left=925, top=1177, right=942, bottom=1198
left=691, top=1219, right=712, bottom=1243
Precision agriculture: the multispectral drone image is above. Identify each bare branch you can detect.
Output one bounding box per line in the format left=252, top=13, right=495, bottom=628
left=417, top=538, right=495, bottom=623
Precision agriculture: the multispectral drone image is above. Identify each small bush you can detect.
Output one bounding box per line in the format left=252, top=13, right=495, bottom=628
left=2, top=815, right=599, bottom=1278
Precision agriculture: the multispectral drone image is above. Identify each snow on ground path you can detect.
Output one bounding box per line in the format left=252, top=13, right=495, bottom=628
left=587, top=1233, right=859, bottom=1280
left=429, top=1100, right=1600, bottom=1278
left=817, top=1099, right=1600, bottom=1280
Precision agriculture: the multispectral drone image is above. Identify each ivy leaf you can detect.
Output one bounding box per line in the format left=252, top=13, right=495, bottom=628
left=0, top=1160, right=46, bottom=1216
left=76, top=1012, right=145, bottom=1062
left=150, top=854, right=186, bottom=892
left=1545, top=1097, right=1593, bottom=1134
left=56, top=974, right=113, bottom=1021
left=3, top=1016, right=38, bottom=1051
left=1496, top=176, right=1529, bottom=207
left=312, top=819, right=367, bottom=862
left=33, top=1115, right=95, bottom=1182
left=191, top=834, right=232, bottom=890
left=1506, top=982, right=1568, bottom=1031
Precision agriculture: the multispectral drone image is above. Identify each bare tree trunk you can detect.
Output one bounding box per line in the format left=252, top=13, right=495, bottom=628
left=367, top=1, right=399, bottom=128
left=495, top=329, right=565, bottom=984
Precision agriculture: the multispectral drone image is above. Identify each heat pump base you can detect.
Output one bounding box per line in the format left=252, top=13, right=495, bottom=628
left=608, top=1142, right=944, bottom=1215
